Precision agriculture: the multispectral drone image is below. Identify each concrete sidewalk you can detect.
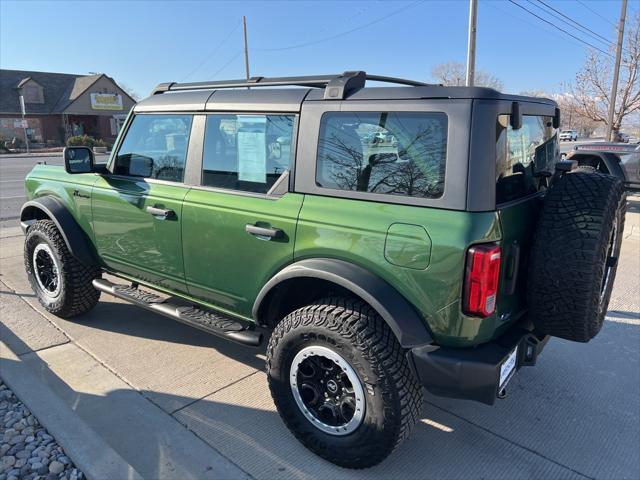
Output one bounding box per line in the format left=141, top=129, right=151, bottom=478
left=0, top=205, right=638, bottom=479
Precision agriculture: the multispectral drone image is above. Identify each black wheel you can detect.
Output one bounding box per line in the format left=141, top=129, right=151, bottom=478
left=266, top=297, right=423, bottom=469
left=24, top=220, right=101, bottom=318
left=528, top=171, right=626, bottom=342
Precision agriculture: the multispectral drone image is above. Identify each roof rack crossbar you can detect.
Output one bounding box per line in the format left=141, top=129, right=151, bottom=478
left=150, top=71, right=432, bottom=98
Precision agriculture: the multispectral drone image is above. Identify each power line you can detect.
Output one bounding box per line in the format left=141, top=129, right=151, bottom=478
left=181, top=20, right=241, bottom=81
left=575, top=0, right=617, bottom=28
left=532, top=0, right=613, bottom=46
left=209, top=51, right=242, bottom=79
left=485, top=0, right=595, bottom=53
left=507, top=0, right=614, bottom=58
left=253, top=0, right=424, bottom=52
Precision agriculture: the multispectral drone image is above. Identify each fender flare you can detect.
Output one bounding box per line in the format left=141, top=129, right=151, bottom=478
left=21, top=196, right=97, bottom=265
left=253, top=258, right=433, bottom=348
left=568, top=152, right=625, bottom=180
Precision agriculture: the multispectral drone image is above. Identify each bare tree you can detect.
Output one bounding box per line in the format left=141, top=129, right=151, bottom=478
left=555, top=95, right=601, bottom=137
left=118, top=82, right=140, bottom=101
left=564, top=12, right=640, bottom=137
left=431, top=61, right=503, bottom=90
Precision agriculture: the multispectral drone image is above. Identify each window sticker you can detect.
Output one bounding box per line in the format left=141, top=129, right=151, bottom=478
left=237, top=115, right=267, bottom=183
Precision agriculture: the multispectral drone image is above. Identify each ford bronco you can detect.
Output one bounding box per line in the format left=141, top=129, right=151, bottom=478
left=21, top=72, right=626, bottom=468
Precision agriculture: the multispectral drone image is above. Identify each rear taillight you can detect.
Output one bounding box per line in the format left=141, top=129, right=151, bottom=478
left=463, top=243, right=502, bottom=317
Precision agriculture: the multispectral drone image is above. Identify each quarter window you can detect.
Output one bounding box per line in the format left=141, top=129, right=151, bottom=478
left=496, top=115, right=558, bottom=203
left=201, top=114, right=295, bottom=193
left=114, top=114, right=192, bottom=182
left=316, top=112, right=447, bottom=199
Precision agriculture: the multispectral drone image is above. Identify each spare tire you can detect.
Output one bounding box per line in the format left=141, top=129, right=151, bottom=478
left=527, top=171, right=626, bottom=342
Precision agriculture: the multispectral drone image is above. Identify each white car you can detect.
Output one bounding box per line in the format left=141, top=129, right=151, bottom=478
left=560, top=130, right=578, bottom=141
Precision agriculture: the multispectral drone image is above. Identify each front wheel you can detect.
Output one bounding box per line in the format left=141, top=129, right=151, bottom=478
left=25, top=220, right=101, bottom=318
left=266, top=297, right=423, bottom=469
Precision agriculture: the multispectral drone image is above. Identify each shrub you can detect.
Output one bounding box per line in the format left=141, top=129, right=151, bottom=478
left=66, top=135, right=96, bottom=147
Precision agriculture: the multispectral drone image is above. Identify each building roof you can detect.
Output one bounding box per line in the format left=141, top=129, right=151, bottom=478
left=0, top=69, right=133, bottom=114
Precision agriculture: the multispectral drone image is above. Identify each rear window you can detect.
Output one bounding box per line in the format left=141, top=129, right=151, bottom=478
left=316, top=112, right=447, bottom=199
left=496, top=114, right=558, bottom=203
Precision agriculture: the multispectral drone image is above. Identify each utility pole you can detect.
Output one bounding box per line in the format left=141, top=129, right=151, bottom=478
left=606, top=0, right=627, bottom=142
left=465, top=0, right=478, bottom=87
left=19, top=94, right=30, bottom=154
left=242, top=16, right=250, bottom=82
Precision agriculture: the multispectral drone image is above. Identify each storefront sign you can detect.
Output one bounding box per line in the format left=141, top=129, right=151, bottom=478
left=13, top=119, right=28, bottom=128
left=90, top=93, right=123, bottom=111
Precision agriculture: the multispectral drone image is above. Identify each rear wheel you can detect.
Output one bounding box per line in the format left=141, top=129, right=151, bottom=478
left=266, top=297, right=423, bottom=468
left=25, top=220, right=101, bottom=317
left=528, top=171, right=625, bottom=342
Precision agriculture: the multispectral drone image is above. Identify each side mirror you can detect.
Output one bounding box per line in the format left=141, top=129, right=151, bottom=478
left=64, top=147, right=94, bottom=174
left=129, top=154, right=154, bottom=177
left=510, top=102, right=522, bottom=130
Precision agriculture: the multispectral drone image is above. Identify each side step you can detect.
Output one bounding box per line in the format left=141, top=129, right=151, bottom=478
left=93, top=278, right=262, bottom=347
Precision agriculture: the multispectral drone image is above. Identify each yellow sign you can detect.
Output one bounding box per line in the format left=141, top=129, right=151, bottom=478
left=90, top=93, right=123, bottom=111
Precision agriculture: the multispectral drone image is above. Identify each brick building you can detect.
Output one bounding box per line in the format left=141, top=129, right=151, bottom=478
left=0, top=69, right=136, bottom=147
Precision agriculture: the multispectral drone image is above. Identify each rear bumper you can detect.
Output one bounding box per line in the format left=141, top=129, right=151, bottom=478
left=409, top=327, right=549, bottom=405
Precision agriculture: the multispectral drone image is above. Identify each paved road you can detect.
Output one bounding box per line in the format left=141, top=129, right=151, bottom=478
left=0, top=154, right=107, bottom=226
left=1, top=152, right=639, bottom=479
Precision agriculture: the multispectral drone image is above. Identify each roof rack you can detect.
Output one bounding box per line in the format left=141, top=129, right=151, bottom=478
left=151, top=71, right=431, bottom=100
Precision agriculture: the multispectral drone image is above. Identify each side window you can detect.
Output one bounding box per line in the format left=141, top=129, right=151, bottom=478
left=202, top=114, right=295, bottom=193
left=316, top=112, right=447, bottom=199
left=496, top=114, right=558, bottom=203
left=114, top=114, right=193, bottom=182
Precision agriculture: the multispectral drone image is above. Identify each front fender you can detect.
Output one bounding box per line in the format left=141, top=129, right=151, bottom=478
left=253, top=258, right=433, bottom=348
left=21, top=196, right=97, bottom=265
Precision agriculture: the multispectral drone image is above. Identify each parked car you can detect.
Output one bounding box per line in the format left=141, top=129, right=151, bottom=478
left=20, top=71, right=626, bottom=468
left=567, top=142, right=640, bottom=192
left=614, top=132, right=630, bottom=143
left=559, top=129, right=578, bottom=141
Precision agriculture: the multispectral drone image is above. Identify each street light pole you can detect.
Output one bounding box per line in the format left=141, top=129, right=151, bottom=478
left=242, top=16, right=250, bottom=82
left=606, top=0, right=627, bottom=142
left=465, top=0, right=478, bottom=87
left=19, top=94, right=30, bottom=154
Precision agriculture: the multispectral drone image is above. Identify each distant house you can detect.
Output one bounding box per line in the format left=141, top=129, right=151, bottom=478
left=0, top=69, right=136, bottom=146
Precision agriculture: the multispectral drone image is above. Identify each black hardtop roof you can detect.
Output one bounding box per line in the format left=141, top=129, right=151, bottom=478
left=135, top=71, right=557, bottom=112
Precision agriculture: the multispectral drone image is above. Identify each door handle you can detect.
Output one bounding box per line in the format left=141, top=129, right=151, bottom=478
left=245, top=224, right=284, bottom=239
left=146, top=205, right=175, bottom=219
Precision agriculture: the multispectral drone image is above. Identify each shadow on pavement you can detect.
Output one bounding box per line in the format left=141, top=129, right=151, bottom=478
left=76, top=300, right=267, bottom=371
left=3, top=305, right=639, bottom=480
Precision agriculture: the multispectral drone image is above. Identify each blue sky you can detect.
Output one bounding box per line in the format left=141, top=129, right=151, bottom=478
left=1, top=0, right=635, bottom=98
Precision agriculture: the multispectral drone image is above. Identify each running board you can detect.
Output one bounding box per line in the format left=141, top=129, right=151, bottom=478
left=92, top=279, right=262, bottom=347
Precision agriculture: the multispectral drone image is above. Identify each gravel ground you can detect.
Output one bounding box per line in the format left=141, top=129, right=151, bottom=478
left=0, top=382, right=83, bottom=480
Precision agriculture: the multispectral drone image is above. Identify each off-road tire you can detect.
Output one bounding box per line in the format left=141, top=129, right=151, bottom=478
left=25, top=220, right=101, bottom=317
left=528, top=171, right=625, bottom=342
left=266, top=297, right=423, bottom=469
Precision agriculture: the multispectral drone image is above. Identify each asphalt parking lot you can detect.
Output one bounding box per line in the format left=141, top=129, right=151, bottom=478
left=1, top=154, right=639, bottom=479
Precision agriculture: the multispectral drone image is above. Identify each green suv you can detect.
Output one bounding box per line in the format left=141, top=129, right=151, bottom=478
left=21, top=72, right=625, bottom=468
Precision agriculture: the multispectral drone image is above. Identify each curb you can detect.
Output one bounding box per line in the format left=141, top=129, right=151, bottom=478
left=0, top=341, right=143, bottom=480
left=0, top=153, right=63, bottom=159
